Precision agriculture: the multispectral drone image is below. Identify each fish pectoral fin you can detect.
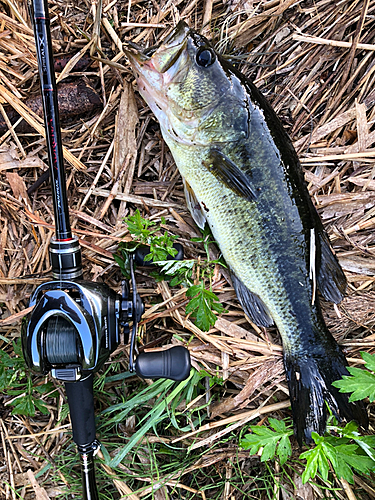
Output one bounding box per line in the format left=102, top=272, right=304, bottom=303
left=317, top=231, right=347, bottom=304
left=231, top=272, right=273, bottom=327
left=182, top=177, right=207, bottom=230
left=203, top=149, right=257, bottom=202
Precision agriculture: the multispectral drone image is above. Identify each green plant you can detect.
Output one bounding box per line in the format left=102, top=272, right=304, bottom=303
left=240, top=415, right=375, bottom=486
left=100, top=368, right=211, bottom=467
left=0, top=339, right=55, bottom=416
left=115, top=210, right=226, bottom=331
left=185, top=281, right=226, bottom=331
left=200, top=368, right=224, bottom=387
left=300, top=420, right=375, bottom=484
left=240, top=417, right=294, bottom=466
left=332, top=351, right=375, bottom=402
left=114, top=210, right=178, bottom=278
left=0, top=339, right=26, bottom=390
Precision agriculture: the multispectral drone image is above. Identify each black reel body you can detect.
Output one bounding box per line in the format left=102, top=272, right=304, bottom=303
left=22, top=280, right=120, bottom=382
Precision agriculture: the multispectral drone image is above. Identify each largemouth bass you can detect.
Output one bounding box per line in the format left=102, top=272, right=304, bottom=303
left=125, top=22, right=367, bottom=443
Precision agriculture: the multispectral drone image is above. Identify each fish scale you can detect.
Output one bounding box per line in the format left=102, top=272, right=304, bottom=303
left=125, top=21, right=368, bottom=444
left=168, top=135, right=305, bottom=339
left=183, top=158, right=301, bottom=344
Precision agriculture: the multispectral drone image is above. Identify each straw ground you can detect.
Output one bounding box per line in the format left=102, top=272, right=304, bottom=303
left=0, top=0, right=375, bottom=498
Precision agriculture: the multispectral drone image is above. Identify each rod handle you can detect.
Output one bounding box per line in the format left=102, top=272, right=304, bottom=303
left=65, top=375, right=96, bottom=447
left=135, top=346, right=191, bottom=381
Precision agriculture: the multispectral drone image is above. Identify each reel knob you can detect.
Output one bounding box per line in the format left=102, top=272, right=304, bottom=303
left=134, top=243, right=184, bottom=266
left=135, top=346, right=191, bottom=381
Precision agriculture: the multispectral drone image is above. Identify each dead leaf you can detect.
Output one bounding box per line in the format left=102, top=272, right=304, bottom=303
left=26, top=469, right=51, bottom=500
left=6, top=171, right=30, bottom=207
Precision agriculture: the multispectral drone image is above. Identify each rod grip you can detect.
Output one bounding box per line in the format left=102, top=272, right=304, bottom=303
left=65, top=375, right=96, bottom=447
left=135, top=346, right=191, bottom=381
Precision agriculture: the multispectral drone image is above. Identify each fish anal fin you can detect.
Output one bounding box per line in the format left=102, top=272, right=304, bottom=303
left=284, top=349, right=368, bottom=446
left=203, top=149, right=257, bottom=202
left=231, top=272, right=273, bottom=327
left=182, top=177, right=207, bottom=230
left=317, top=231, right=347, bottom=304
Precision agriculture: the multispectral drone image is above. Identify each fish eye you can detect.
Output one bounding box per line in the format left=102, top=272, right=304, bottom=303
left=196, top=47, right=215, bottom=67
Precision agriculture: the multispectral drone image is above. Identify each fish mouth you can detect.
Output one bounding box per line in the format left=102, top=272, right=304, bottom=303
left=124, top=21, right=189, bottom=74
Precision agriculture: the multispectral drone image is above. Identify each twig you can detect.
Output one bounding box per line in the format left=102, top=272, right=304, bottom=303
left=293, top=33, right=375, bottom=52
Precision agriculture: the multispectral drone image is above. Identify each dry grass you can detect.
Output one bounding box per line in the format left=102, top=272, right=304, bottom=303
left=1, top=0, right=375, bottom=498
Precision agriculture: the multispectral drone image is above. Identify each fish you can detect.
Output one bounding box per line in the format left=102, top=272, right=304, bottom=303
left=124, top=22, right=368, bottom=444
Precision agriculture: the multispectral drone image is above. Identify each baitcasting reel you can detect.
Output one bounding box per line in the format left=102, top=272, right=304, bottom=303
left=22, top=242, right=190, bottom=383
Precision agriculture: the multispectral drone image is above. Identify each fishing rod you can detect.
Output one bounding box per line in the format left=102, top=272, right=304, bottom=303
left=21, top=1, right=191, bottom=498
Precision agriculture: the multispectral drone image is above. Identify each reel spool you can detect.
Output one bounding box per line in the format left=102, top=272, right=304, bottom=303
left=45, top=316, right=79, bottom=365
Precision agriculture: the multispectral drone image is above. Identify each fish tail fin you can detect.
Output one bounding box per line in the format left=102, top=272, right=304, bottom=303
left=284, top=347, right=368, bottom=445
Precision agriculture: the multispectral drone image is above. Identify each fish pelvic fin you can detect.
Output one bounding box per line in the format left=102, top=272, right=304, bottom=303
left=182, top=177, right=207, bottom=229
left=203, top=148, right=257, bottom=202
left=317, top=231, right=347, bottom=304
left=284, top=348, right=368, bottom=446
left=231, top=272, right=274, bottom=327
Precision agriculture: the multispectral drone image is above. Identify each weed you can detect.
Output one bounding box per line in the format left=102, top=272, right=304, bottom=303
left=300, top=421, right=374, bottom=484
left=0, top=339, right=55, bottom=416
left=114, top=210, right=178, bottom=278
left=186, top=281, right=226, bottom=331
left=240, top=414, right=375, bottom=486
left=332, top=351, right=375, bottom=402
left=240, top=417, right=294, bottom=466
left=116, top=209, right=227, bottom=331
left=100, top=368, right=211, bottom=467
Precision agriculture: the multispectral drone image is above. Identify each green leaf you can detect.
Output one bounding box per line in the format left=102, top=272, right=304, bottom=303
left=35, top=382, right=55, bottom=394
left=361, top=351, right=375, bottom=372
left=125, top=209, right=156, bottom=242
left=333, top=444, right=374, bottom=483
left=198, top=300, right=216, bottom=331
left=353, top=435, right=375, bottom=462
left=34, top=399, right=50, bottom=415
left=185, top=282, right=224, bottom=331
left=300, top=428, right=375, bottom=485
left=109, top=371, right=194, bottom=467
left=332, top=366, right=375, bottom=402
left=240, top=418, right=293, bottom=466
left=11, top=394, right=36, bottom=416
left=328, top=420, right=375, bottom=463
left=58, top=403, right=70, bottom=423
left=0, top=365, right=12, bottom=391
left=300, top=432, right=331, bottom=483
left=186, top=284, right=203, bottom=298
left=211, top=301, right=225, bottom=314
left=301, top=447, right=319, bottom=483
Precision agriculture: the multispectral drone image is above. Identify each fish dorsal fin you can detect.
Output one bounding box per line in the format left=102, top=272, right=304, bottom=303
left=231, top=272, right=274, bottom=327
left=182, top=177, right=207, bottom=229
left=203, top=149, right=257, bottom=202
left=316, top=230, right=347, bottom=304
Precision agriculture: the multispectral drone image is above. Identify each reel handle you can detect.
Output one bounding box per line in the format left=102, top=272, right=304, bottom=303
left=134, top=243, right=184, bottom=266
left=136, top=346, right=191, bottom=381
